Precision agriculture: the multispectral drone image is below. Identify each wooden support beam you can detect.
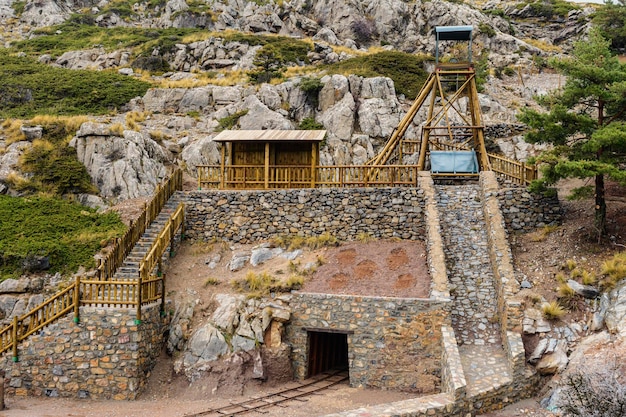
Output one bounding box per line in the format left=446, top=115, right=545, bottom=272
left=264, top=142, right=270, bottom=189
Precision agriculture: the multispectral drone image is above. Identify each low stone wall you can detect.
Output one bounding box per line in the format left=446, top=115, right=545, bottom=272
left=3, top=305, right=167, bottom=400
left=498, top=187, right=562, bottom=232
left=183, top=188, right=426, bottom=243
left=287, top=293, right=450, bottom=394
left=440, top=326, right=466, bottom=402
left=418, top=173, right=449, bottom=300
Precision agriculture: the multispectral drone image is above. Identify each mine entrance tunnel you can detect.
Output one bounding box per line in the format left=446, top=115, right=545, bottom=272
left=306, top=329, right=350, bottom=377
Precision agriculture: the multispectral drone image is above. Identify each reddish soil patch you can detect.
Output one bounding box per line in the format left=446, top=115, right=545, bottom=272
left=303, top=240, right=430, bottom=298
left=329, top=272, right=349, bottom=290
left=387, top=247, right=409, bottom=271
left=354, top=259, right=377, bottom=279
left=394, top=273, right=416, bottom=290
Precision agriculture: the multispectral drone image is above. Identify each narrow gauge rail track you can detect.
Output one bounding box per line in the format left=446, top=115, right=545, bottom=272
left=184, top=370, right=349, bottom=417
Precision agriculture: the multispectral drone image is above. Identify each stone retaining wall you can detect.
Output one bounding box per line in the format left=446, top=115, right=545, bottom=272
left=498, top=187, right=562, bottom=232
left=3, top=305, right=167, bottom=400
left=183, top=188, right=425, bottom=243
left=286, top=293, right=450, bottom=393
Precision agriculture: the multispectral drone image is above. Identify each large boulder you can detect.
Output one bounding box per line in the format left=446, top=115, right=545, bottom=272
left=536, top=339, right=569, bottom=375
left=211, top=294, right=246, bottom=334
left=70, top=123, right=171, bottom=201
left=0, top=141, right=30, bottom=183
left=318, top=94, right=355, bottom=142
left=238, top=95, right=293, bottom=130
left=187, top=323, right=229, bottom=363
left=20, top=0, right=70, bottom=27
left=318, top=75, right=351, bottom=112
left=606, top=281, right=626, bottom=337
left=180, top=136, right=221, bottom=174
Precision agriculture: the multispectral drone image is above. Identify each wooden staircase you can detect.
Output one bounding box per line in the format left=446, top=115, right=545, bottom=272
left=0, top=169, right=185, bottom=360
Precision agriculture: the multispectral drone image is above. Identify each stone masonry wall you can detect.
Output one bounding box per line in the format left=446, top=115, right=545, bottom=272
left=183, top=188, right=425, bottom=243
left=286, top=293, right=450, bottom=394
left=498, top=187, right=562, bottom=232
left=3, top=305, right=166, bottom=400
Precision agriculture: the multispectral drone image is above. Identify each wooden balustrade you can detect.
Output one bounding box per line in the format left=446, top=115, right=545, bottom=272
left=198, top=156, right=537, bottom=189
left=97, top=169, right=183, bottom=280
left=488, top=153, right=537, bottom=185
left=0, top=192, right=185, bottom=359
left=198, top=165, right=421, bottom=189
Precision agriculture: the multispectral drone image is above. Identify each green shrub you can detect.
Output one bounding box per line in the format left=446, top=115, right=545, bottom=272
left=220, top=33, right=312, bottom=65
left=524, top=0, right=579, bottom=19
left=217, top=110, right=248, bottom=131
left=478, top=22, right=496, bottom=38
left=0, top=195, right=126, bottom=279
left=299, top=77, right=323, bottom=107
left=503, top=66, right=517, bottom=77
left=11, top=0, right=25, bottom=15
left=0, top=51, right=151, bottom=118
left=12, top=23, right=199, bottom=58
left=299, top=117, right=324, bottom=130
left=324, top=51, right=429, bottom=98
left=20, top=141, right=96, bottom=195
left=248, top=44, right=286, bottom=84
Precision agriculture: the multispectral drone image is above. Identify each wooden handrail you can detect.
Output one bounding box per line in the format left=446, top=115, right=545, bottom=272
left=0, top=177, right=185, bottom=360
left=97, top=169, right=183, bottom=279
left=198, top=165, right=422, bottom=189
left=198, top=157, right=537, bottom=189
left=487, top=153, right=537, bottom=185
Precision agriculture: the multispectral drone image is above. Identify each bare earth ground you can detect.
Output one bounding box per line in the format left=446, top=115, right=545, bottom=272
left=3, top=180, right=625, bottom=417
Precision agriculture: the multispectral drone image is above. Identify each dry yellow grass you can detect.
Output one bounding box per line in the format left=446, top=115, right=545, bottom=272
left=109, top=123, right=125, bottom=136
left=523, top=38, right=562, bottom=53
left=2, top=119, right=26, bottom=144
left=542, top=300, right=566, bottom=320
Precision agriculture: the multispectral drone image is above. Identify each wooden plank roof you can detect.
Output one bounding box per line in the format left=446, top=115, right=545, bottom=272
left=213, top=130, right=326, bottom=142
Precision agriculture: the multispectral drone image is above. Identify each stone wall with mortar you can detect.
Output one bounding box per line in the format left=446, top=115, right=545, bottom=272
left=183, top=188, right=425, bottom=243
left=286, top=293, right=450, bottom=394
left=498, top=187, right=562, bottom=233
left=3, top=305, right=167, bottom=400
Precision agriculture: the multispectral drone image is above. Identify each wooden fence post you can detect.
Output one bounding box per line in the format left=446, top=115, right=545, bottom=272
left=136, top=271, right=142, bottom=325
left=11, top=316, right=18, bottom=362
left=170, top=216, right=175, bottom=258
left=74, top=276, right=80, bottom=323
left=181, top=205, right=186, bottom=241
left=160, top=273, right=166, bottom=318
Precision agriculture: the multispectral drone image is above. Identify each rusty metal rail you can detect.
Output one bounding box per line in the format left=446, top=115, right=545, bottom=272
left=184, top=370, right=349, bottom=417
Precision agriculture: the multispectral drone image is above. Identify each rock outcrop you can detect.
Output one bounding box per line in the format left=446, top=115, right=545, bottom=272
left=70, top=122, right=172, bottom=201
left=172, top=292, right=293, bottom=382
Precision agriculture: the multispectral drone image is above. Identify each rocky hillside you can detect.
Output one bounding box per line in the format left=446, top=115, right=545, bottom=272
left=0, top=0, right=601, bottom=202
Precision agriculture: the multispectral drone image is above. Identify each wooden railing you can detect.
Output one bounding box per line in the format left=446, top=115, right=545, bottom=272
left=0, top=196, right=185, bottom=360
left=488, top=153, right=537, bottom=185
left=198, top=165, right=421, bottom=189
left=97, top=168, right=183, bottom=279
left=198, top=157, right=537, bottom=189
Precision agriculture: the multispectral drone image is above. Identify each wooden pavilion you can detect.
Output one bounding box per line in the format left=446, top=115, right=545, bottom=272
left=211, top=129, right=325, bottom=189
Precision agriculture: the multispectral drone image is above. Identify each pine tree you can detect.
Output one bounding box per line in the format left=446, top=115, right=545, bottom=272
left=518, top=28, right=626, bottom=237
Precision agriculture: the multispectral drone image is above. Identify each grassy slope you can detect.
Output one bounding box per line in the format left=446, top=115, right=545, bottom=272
left=0, top=195, right=126, bottom=279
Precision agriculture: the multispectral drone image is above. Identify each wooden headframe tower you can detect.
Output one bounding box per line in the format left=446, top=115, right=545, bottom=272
left=368, top=26, right=491, bottom=176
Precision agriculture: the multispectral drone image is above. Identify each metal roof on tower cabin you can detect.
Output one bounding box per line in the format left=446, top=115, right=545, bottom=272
left=213, top=130, right=327, bottom=142
left=435, top=25, right=473, bottom=41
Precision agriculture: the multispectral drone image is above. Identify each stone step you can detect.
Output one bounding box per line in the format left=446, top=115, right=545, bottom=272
left=458, top=344, right=513, bottom=397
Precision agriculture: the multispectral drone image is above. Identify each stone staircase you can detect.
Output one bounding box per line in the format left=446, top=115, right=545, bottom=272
left=113, top=192, right=184, bottom=281
left=434, top=183, right=513, bottom=397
